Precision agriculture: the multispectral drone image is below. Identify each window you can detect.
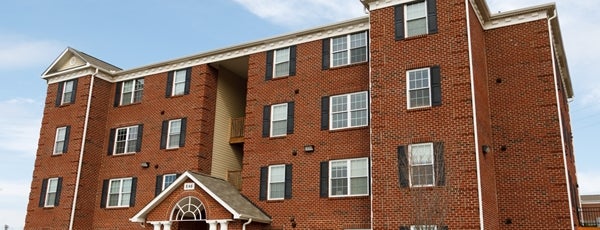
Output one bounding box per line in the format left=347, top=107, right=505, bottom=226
left=321, top=158, right=369, bottom=197
left=329, top=91, right=368, bottom=130
left=259, top=164, right=292, bottom=201
left=407, top=66, right=441, bottom=108
left=162, top=174, right=177, bottom=190
left=166, top=68, right=191, bottom=97
left=407, top=68, right=431, bottom=108
left=409, top=143, right=434, bottom=187
left=55, top=79, right=77, bottom=106
left=331, top=31, right=368, bottom=67
left=262, top=102, right=294, bottom=137
left=406, top=1, right=428, bottom=37
left=394, top=0, right=438, bottom=40
left=274, top=48, right=290, bottom=78
left=271, top=103, right=288, bottom=137
left=268, top=165, right=285, bottom=200
left=40, top=177, right=61, bottom=207
left=53, top=126, right=70, bottom=155
left=114, top=126, right=138, bottom=154
left=120, top=78, right=144, bottom=105
left=105, top=178, right=134, bottom=208
left=161, top=118, right=186, bottom=149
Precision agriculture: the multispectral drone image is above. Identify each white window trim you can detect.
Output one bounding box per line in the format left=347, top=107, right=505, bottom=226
left=408, top=142, right=435, bottom=187
left=267, top=164, right=286, bottom=200
left=330, top=31, right=368, bottom=67
left=270, top=103, right=288, bottom=137
left=44, top=178, right=59, bottom=207
left=167, top=119, right=182, bottom=149
left=162, top=174, right=177, bottom=191
left=113, top=126, right=138, bottom=155
left=61, top=80, right=74, bottom=105
left=406, top=67, right=432, bottom=109
left=329, top=157, right=369, bottom=197
left=121, top=78, right=144, bottom=105
left=329, top=91, right=369, bottom=130
left=53, top=127, right=67, bottom=155
left=404, top=1, right=429, bottom=37
left=273, top=47, right=290, bottom=78
left=107, top=177, right=133, bottom=208
left=172, top=69, right=187, bottom=96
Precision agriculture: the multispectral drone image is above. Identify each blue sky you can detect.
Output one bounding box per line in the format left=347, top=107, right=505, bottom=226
left=0, top=0, right=598, bottom=228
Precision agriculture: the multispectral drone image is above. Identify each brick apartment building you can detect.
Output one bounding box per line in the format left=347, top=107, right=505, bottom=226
left=25, top=0, right=579, bottom=229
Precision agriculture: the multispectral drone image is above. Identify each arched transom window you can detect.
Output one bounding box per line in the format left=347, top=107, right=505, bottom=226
left=171, top=196, right=206, bottom=221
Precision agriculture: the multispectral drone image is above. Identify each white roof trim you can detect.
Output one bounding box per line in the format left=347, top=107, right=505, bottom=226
left=130, top=171, right=271, bottom=224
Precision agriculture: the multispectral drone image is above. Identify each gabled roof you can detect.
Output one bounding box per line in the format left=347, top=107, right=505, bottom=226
left=42, top=47, right=121, bottom=77
left=130, top=171, right=271, bottom=224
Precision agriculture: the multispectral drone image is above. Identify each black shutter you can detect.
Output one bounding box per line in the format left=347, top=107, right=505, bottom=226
left=322, top=39, right=330, bottom=70
left=114, top=82, right=122, bottom=107
left=434, top=142, right=445, bottom=186
left=55, top=177, right=63, bottom=206
left=321, top=96, right=329, bottom=130
left=284, top=164, right=293, bottom=199
left=289, top=46, right=297, bottom=76
left=160, top=121, right=168, bottom=149
left=55, top=82, right=64, bottom=107
left=399, top=226, right=410, bottom=230
left=136, top=124, right=143, bottom=152
left=179, top=118, right=187, bottom=147
left=265, top=50, right=274, bottom=81
left=107, top=128, right=115, bottom=155
left=286, top=102, right=294, bottom=134
left=39, top=178, right=48, bottom=207
left=165, top=71, right=174, bottom=97
left=398, top=146, right=409, bottom=188
left=440, top=226, right=449, bottom=230
left=395, top=5, right=405, bottom=40
left=184, top=68, right=192, bottom=95
left=70, top=79, right=78, bottom=104
left=130, top=177, right=137, bottom=207
left=427, top=0, right=438, bottom=34
left=259, top=167, right=268, bottom=201
left=155, top=175, right=163, bottom=196
left=320, top=161, right=329, bottom=198
left=262, top=106, right=271, bottom=138
left=431, top=65, right=442, bottom=106
left=100, top=179, right=108, bottom=208
left=63, top=126, right=71, bottom=153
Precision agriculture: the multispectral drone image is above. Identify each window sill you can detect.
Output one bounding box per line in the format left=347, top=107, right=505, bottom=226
left=271, top=75, right=290, bottom=81
left=169, top=94, right=186, bottom=99
left=111, top=152, right=136, bottom=157
left=327, top=125, right=368, bottom=133
left=328, top=61, right=368, bottom=70
left=57, top=103, right=73, bottom=108
left=325, top=195, right=369, bottom=200
left=406, top=106, right=433, bottom=112
left=164, top=147, right=181, bottom=151
left=267, top=135, right=287, bottom=140
left=105, top=206, right=131, bottom=210
left=117, top=102, right=142, bottom=107
left=51, top=153, right=64, bottom=157
left=399, top=33, right=430, bottom=41
left=265, top=199, right=285, bottom=203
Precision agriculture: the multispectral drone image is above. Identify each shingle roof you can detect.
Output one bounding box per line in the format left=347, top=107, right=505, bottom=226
left=68, top=47, right=122, bottom=72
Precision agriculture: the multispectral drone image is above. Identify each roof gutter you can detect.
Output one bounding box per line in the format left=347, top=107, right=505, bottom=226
left=68, top=68, right=98, bottom=230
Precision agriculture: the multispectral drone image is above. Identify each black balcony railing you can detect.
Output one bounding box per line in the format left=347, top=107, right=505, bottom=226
left=580, top=207, right=600, bottom=227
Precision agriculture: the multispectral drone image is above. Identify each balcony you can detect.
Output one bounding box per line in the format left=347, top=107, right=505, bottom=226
left=229, top=117, right=244, bottom=144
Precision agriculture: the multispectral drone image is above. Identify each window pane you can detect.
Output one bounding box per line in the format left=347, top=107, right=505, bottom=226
left=406, top=1, right=426, bottom=20
left=331, top=178, right=348, bottom=195
left=332, top=36, right=347, bottom=52
left=351, top=159, right=368, bottom=177
left=46, top=193, right=56, bottom=206
left=331, top=161, right=347, bottom=178
left=350, top=32, right=366, bottom=49
left=332, top=51, right=348, bottom=67
left=108, top=194, right=119, bottom=206
left=331, top=96, right=347, bottom=113
left=120, top=193, right=130, bottom=206
left=411, top=144, right=433, bottom=165
left=164, top=174, right=176, bottom=189
left=350, top=93, right=367, bottom=110
left=350, top=47, right=367, bottom=63
left=174, top=83, right=185, bottom=95
left=135, top=79, right=144, bottom=90
left=350, top=110, right=367, bottom=127
left=54, top=141, right=64, bottom=154
left=411, top=165, right=434, bottom=186
left=275, top=48, right=289, bottom=62
left=275, top=62, right=289, bottom=77
left=271, top=120, right=286, bottom=136
left=122, top=81, right=133, bottom=93
left=270, top=166, right=285, bottom=182
left=168, top=134, right=180, bottom=148
left=332, top=113, right=348, bottom=129
left=271, top=104, right=287, bottom=121
left=407, top=18, right=428, bottom=37
left=269, top=182, right=285, bottom=199
left=122, top=92, right=133, bottom=105
left=350, top=177, right=368, bottom=194
left=169, top=120, right=181, bottom=134
left=110, top=180, right=121, bottom=193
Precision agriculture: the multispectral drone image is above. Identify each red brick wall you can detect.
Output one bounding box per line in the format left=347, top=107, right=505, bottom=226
left=486, top=19, right=573, bottom=229
left=242, top=37, right=371, bottom=229
left=369, top=0, right=481, bottom=229
left=468, top=2, right=500, bottom=229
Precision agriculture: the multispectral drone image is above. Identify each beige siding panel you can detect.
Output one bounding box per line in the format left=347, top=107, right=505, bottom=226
left=56, top=54, right=86, bottom=72
left=210, top=67, right=245, bottom=180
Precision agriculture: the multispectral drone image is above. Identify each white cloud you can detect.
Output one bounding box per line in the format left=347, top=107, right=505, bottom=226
left=0, top=180, right=30, bottom=229
left=231, top=0, right=366, bottom=28
left=0, top=33, right=64, bottom=70
left=578, top=171, right=600, bottom=195
left=0, top=98, right=43, bottom=157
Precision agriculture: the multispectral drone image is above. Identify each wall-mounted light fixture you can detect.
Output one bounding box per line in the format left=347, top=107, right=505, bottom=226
left=303, top=145, right=315, bottom=153
left=141, top=162, right=150, bottom=168
left=482, top=145, right=491, bottom=154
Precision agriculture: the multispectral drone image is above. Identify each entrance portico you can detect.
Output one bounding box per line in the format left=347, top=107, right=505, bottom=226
left=130, top=171, right=270, bottom=230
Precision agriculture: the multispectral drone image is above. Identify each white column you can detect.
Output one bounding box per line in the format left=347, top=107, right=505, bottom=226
left=217, top=220, right=230, bottom=230
left=206, top=220, right=218, bottom=230
left=148, top=221, right=162, bottom=230
left=161, top=221, right=172, bottom=230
